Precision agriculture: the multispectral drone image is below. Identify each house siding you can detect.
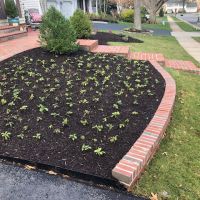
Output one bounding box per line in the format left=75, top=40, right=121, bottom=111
left=19, top=0, right=42, bottom=17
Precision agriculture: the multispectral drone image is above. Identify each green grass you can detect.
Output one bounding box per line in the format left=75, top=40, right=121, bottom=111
left=119, top=16, right=171, bottom=31
left=134, top=69, right=200, bottom=199
left=142, top=16, right=171, bottom=31
left=172, top=16, right=200, bottom=32
left=109, top=33, right=200, bottom=67
left=192, top=37, right=200, bottom=43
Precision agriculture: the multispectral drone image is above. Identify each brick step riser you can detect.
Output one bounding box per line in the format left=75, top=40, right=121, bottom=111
left=0, top=27, right=19, bottom=34
left=0, top=32, right=28, bottom=43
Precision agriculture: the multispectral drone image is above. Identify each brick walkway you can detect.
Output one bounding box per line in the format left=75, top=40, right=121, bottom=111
left=0, top=30, right=39, bottom=61
left=165, top=59, right=200, bottom=75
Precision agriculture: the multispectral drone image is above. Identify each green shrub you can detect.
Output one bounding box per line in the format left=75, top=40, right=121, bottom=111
left=120, top=9, right=134, bottom=22
left=159, top=8, right=164, bottom=17
left=71, top=9, right=92, bottom=39
left=39, top=7, right=78, bottom=54
left=5, top=0, right=18, bottom=18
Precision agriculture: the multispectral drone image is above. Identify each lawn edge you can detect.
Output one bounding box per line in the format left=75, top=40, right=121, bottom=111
left=112, top=60, right=176, bottom=191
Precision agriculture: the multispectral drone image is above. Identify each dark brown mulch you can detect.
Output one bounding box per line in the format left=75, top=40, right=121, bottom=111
left=0, top=48, right=165, bottom=181
left=89, top=32, right=143, bottom=45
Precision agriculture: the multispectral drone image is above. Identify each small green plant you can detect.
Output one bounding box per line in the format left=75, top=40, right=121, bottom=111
left=1, top=131, right=11, bottom=140
left=39, top=7, right=78, bottom=54
left=38, top=104, right=48, bottom=113
left=94, top=147, right=105, bottom=156
left=33, top=133, right=41, bottom=140
left=1, top=99, right=7, bottom=105
left=62, top=118, right=69, bottom=126
left=69, top=133, right=77, bottom=141
left=92, top=124, right=103, bottom=132
left=71, top=9, right=92, bottom=39
left=17, top=133, right=24, bottom=139
left=111, top=111, right=120, bottom=118
left=82, top=144, right=92, bottom=151
left=80, top=119, right=88, bottom=126
left=109, top=135, right=118, bottom=143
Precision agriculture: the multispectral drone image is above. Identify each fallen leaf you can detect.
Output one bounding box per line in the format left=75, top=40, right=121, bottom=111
left=48, top=170, right=57, bottom=175
left=24, top=165, right=36, bottom=170
left=150, top=192, right=158, bottom=200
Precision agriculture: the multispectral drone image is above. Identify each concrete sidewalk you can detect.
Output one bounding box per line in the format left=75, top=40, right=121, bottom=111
left=167, top=16, right=200, bottom=63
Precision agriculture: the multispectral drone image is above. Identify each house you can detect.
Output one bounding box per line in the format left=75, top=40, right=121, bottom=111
left=0, top=0, right=97, bottom=20
left=164, top=0, right=198, bottom=13
left=19, top=0, right=97, bottom=19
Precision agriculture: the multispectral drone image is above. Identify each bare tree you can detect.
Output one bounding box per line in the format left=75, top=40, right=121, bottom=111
left=134, top=0, right=141, bottom=30
left=142, top=0, right=168, bottom=24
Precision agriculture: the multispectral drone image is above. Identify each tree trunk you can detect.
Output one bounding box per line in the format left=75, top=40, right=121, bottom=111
left=182, top=0, right=186, bottom=13
left=134, top=0, right=141, bottom=31
left=149, top=10, right=157, bottom=24
left=16, top=0, right=22, bottom=17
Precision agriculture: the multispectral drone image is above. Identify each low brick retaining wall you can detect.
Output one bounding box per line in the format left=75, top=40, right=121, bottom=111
left=112, top=60, right=176, bottom=190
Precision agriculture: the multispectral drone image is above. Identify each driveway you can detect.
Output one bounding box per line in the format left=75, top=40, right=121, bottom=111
left=0, top=161, right=147, bottom=200
left=176, top=13, right=200, bottom=27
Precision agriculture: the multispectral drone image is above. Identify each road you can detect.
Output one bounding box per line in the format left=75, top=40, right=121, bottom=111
left=176, top=13, right=200, bottom=27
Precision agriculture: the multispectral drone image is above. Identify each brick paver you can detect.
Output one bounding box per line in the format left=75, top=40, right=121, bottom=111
left=166, top=59, right=200, bottom=74
left=129, top=52, right=165, bottom=64
left=92, top=45, right=130, bottom=58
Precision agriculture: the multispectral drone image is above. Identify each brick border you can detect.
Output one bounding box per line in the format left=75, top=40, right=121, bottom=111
left=112, top=60, right=176, bottom=190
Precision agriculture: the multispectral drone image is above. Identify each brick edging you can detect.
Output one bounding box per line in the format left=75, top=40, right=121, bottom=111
left=112, top=60, right=176, bottom=190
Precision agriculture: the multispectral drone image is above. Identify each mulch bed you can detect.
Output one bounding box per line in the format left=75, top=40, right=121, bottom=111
left=0, top=48, right=165, bottom=182
left=89, top=32, right=143, bottom=45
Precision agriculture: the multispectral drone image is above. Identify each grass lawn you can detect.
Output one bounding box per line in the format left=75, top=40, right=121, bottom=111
left=172, top=16, right=200, bottom=32
left=192, top=36, right=200, bottom=43
left=109, top=33, right=200, bottom=67
left=134, top=69, right=200, bottom=199
left=109, top=34, right=200, bottom=199
left=119, top=16, right=171, bottom=31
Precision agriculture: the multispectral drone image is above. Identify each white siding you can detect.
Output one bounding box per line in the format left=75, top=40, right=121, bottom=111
left=19, top=0, right=42, bottom=17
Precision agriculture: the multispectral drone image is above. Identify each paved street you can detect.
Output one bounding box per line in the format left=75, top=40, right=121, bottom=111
left=92, top=22, right=171, bottom=36
left=176, top=13, right=200, bottom=27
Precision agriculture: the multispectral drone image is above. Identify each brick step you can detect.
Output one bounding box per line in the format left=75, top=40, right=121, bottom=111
left=77, top=39, right=98, bottom=51
left=92, top=45, right=130, bottom=58
left=0, top=30, right=28, bottom=43
left=0, top=20, right=9, bottom=27
left=129, top=52, right=165, bottom=65
left=0, top=25, right=20, bottom=34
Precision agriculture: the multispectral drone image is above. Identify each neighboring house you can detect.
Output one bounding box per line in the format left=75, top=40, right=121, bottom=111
left=19, top=0, right=97, bottom=18
left=164, top=0, right=197, bottom=13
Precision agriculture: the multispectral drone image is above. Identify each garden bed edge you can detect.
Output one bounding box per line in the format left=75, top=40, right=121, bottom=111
left=112, top=60, right=176, bottom=191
